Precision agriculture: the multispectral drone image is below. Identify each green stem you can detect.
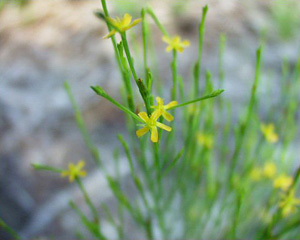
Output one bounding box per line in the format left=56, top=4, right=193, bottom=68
left=91, top=86, right=143, bottom=123
left=145, top=7, right=169, bottom=36
left=121, top=33, right=151, bottom=114
left=194, top=5, right=208, bottom=98
left=168, top=89, right=224, bottom=110
left=65, top=81, right=103, bottom=168
left=76, top=178, right=100, bottom=224
left=171, top=49, right=178, bottom=100
left=229, top=46, right=263, bottom=180
left=0, top=218, right=21, bottom=240
left=141, top=8, right=148, bottom=80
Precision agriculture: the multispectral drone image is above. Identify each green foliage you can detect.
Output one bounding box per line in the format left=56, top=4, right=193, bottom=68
left=271, top=0, right=300, bottom=40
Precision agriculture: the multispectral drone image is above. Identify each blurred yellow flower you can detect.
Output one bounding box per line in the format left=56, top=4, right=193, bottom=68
left=263, top=162, right=276, bottom=178
left=61, top=160, right=87, bottom=182
left=136, top=111, right=171, bottom=143
left=151, top=97, right=178, bottom=122
left=274, top=174, right=293, bottom=191
left=104, top=13, right=141, bottom=38
left=260, top=123, right=278, bottom=143
left=197, top=132, right=214, bottom=149
left=279, top=189, right=300, bottom=217
left=249, top=167, right=262, bottom=181
left=162, top=35, right=190, bottom=53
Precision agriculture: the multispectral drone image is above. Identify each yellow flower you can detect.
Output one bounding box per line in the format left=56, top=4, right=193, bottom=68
left=197, top=132, right=213, bottom=149
left=61, top=160, right=87, bottom=182
left=274, top=174, right=293, bottom=191
left=279, top=189, right=300, bottom=217
left=151, top=97, right=178, bottom=122
left=136, top=111, right=171, bottom=142
left=263, top=162, right=277, bottom=178
left=104, top=13, right=141, bottom=39
left=162, top=35, right=190, bottom=53
left=249, top=167, right=262, bottom=181
left=260, top=123, right=278, bottom=143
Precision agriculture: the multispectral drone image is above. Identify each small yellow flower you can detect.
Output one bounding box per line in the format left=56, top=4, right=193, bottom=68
left=104, top=13, right=141, bottom=39
left=136, top=111, right=171, bottom=142
left=279, top=189, right=300, bottom=217
left=274, top=174, right=293, bottom=191
left=151, top=97, right=178, bottom=122
left=260, top=123, right=278, bottom=143
left=162, top=35, right=190, bottom=53
left=197, top=132, right=213, bottom=149
left=263, top=162, right=277, bottom=178
left=61, top=160, right=87, bottom=182
left=249, top=167, right=262, bottom=181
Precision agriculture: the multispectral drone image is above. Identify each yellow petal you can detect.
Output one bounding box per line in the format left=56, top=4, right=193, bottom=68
left=103, top=29, right=117, bottom=39
left=156, top=96, right=164, bottom=106
left=182, top=40, right=190, bottom=47
left=122, top=13, right=132, bottom=26
left=156, top=122, right=172, bottom=132
left=177, top=47, right=184, bottom=53
left=269, top=133, right=278, bottom=143
left=79, top=171, right=87, bottom=178
left=136, top=127, right=150, bottom=137
left=162, top=111, right=174, bottom=122
left=166, top=45, right=173, bottom=52
left=165, top=101, right=178, bottom=109
left=78, top=160, right=85, bottom=168
left=150, top=126, right=158, bottom=142
left=124, top=18, right=142, bottom=31
left=174, top=36, right=181, bottom=42
left=69, top=175, right=75, bottom=182
left=162, top=36, right=170, bottom=44
left=151, top=110, right=161, bottom=121
left=107, top=17, right=117, bottom=26
left=138, top=112, right=149, bottom=122
left=61, top=171, right=69, bottom=177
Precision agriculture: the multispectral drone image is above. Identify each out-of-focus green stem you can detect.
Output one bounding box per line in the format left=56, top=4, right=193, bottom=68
left=145, top=7, right=169, bottom=37
left=171, top=49, right=178, bottom=101
left=193, top=5, right=208, bottom=98
left=229, top=46, right=263, bottom=179
left=65, top=81, right=103, bottom=168
left=76, top=178, right=100, bottom=224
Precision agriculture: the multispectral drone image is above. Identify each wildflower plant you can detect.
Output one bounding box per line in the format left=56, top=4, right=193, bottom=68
left=1, top=1, right=300, bottom=239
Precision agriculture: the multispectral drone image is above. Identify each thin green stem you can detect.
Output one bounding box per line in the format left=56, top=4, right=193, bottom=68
left=91, top=85, right=143, bottom=123
left=194, top=5, right=208, bottom=98
left=145, top=7, right=169, bottom=36
left=65, top=81, right=103, bottom=168
left=171, top=49, right=178, bottom=100
left=76, top=178, right=100, bottom=224
left=168, top=89, right=224, bottom=110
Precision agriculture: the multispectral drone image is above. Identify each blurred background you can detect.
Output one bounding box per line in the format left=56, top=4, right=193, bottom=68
left=0, top=0, right=299, bottom=239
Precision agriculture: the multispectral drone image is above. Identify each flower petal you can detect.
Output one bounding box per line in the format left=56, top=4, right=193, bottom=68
left=182, top=40, right=190, bottom=47
left=150, top=126, right=158, bottom=142
left=151, top=110, right=161, bottom=121
left=162, top=36, right=171, bottom=44
left=156, top=96, right=164, bottom=106
left=156, top=122, right=172, bottom=132
left=166, top=45, right=173, bottom=52
left=138, top=112, right=149, bottom=122
left=123, top=13, right=132, bottom=26
left=136, top=127, right=150, bottom=137
left=103, top=29, right=117, bottom=39
left=165, top=101, right=178, bottom=109
left=124, top=18, right=142, bottom=31
left=78, top=160, right=85, bottom=168
left=162, top=111, right=174, bottom=122
left=79, top=171, right=87, bottom=178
